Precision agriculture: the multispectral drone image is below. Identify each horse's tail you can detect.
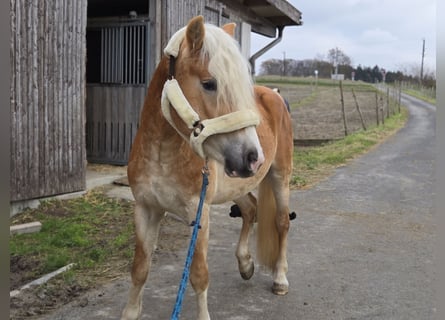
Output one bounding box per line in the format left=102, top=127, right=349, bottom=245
left=256, top=178, right=279, bottom=271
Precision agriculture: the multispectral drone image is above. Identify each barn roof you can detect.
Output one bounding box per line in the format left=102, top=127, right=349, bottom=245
left=223, top=0, right=302, bottom=36
left=87, top=0, right=302, bottom=37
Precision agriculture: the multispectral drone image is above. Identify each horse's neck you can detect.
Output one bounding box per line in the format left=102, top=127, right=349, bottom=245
left=139, top=57, right=168, bottom=129
left=138, top=57, right=195, bottom=161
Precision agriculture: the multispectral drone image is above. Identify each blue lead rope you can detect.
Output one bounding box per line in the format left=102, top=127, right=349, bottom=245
left=171, top=166, right=209, bottom=320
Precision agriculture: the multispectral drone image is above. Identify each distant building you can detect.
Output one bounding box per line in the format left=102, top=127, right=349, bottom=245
left=331, top=74, right=345, bottom=80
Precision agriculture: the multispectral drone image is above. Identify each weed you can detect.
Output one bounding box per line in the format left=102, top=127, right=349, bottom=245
left=291, top=175, right=307, bottom=188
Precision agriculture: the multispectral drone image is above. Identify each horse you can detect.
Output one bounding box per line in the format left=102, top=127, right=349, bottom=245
left=122, top=15, right=294, bottom=320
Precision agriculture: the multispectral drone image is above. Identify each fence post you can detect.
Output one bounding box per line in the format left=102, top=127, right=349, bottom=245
left=386, top=87, right=390, bottom=118
left=375, top=91, right=380, bottom=126
left=339, top=80, right=348, bottom=136
left=380, top=95, right=385, bottom=125
left=398, top=83, right=402, bottom=113
left=352, top=88, right=367, bottom=131
left=392, top=85, right=396, bottom=115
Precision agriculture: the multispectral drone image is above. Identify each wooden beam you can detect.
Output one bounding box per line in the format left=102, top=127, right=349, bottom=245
left=220, top=0, right=277, bottom=37
left=10, top=221, right=42, bottom=235
left=263, top=0, right=302, bottom=24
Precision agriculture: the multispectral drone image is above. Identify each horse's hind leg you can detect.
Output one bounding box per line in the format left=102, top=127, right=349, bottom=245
left=234, top=192, right=257, bottom=280
left=122, top=203, right=163, bottom=320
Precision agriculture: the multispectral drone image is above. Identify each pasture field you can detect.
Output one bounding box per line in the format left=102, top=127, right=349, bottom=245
left=256, top=75, right=399, bottom=140
left=10, top=76, right=408, bottom=319
left=255, top=76, right=408, bottom=189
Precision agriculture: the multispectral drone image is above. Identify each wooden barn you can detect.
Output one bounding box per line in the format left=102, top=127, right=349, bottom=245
left=10, top=0, right=302, bottom=203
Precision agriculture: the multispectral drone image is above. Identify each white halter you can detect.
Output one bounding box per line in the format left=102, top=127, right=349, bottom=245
left=160, top=27, right=260, bottom=159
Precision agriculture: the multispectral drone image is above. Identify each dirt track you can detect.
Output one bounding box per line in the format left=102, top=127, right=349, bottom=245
left=32, top=92, right=436, bottom=319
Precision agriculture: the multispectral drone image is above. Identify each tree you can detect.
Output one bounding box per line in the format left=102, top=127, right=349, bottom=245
left=313, top=59, right=333, bottom=78
left=259, top=59, right=283, bottom=75
left=372, top=65, right=383, bottom=83
left=327, top=47, right=352, bottom=67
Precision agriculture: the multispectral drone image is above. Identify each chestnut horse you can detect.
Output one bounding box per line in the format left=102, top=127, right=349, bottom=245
left=122, top=16, right=293, bottom=320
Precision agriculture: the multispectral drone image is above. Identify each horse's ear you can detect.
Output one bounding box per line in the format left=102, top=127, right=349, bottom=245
left=186, top=15, right=205, bottom=54
left=222, top=23, right=236, bottom=37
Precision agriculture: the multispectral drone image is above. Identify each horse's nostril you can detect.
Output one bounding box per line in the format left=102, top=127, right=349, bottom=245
left=246, top=150, right=258, bottom=164
left=246, top=149, right=263, bottom=174
left=224, top=146, right=263, bottom=178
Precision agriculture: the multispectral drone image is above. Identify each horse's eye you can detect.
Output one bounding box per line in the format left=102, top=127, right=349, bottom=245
left=202, top=79, right=217, bottom=91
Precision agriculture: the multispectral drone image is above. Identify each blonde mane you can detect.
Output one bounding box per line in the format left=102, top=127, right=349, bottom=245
left=201, top=24, right=256, bottom=113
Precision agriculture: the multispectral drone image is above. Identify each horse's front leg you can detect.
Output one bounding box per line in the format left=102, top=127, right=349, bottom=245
left=233, top=193, right=257, bottom=280
left=189, top=204, right=211, bottom=320
left=122, top=203, right=164, bottom=320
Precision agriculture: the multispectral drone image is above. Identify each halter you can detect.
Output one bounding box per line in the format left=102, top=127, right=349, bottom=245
left=160, top=28, right=260, bottom=159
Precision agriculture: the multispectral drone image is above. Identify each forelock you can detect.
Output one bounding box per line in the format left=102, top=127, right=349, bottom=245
left=200, top=24, right=256, bottom=111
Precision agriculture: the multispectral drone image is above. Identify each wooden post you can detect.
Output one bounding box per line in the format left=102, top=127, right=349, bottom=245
left=392, top=86, right=396, bottom=115
left=380, top=96, right=385, bottom=125
left=375, top=91, right=380, bottom=126
left=395, top=81, right=399, bottom=114
left=339, top=80, right=348, bottom=136
left=398, top=83, right=402, bottom=113
left=386, top=87, right=390, bottom=118
left=10, top=222, right=42, bottom=235
left=352, top=88, right=367, bottom=130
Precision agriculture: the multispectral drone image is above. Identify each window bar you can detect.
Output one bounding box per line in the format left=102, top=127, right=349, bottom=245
left=129, top=26, right=134, bottom=84
left=118, top=27, right=123, bottom=83
left=110, top=27, right=114, bottom=83
left=104, top=28, right=108, bottom=83
left=112, top=27, right=116, bottom=83
left=145, top=23, right=149, bottom=86
left=136, top=25, right=140, bottom=84
left=124, top=26, right=128, bottom=84
left=106, top=28, right=110, bottom=82
left=101, top=28, right=105, bottom=82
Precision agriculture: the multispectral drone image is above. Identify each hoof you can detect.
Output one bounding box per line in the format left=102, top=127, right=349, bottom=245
left=229, top=204, right=242, bottom=218
left=272, top=282, right=289, bottom=295
left=240, top=263, right=254, bottom=280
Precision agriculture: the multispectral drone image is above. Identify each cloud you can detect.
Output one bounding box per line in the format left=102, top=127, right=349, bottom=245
left=251, top=0, right=436, bottom=73
left=359, top=28, right=398, bottom=44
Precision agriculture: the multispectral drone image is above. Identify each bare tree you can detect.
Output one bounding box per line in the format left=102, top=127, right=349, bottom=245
left=327, top=47, right=352, bottom=67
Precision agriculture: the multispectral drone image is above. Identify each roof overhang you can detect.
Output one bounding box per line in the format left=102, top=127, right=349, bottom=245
left=87, top=0, right=302, bottom=38
left=221, top=0, right=302, bottom=37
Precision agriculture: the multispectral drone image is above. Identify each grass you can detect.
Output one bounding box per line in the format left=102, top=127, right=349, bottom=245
left=290, top=108, right=408, bottom=189
left=255, top=75, right=377, bottom=91
left=403, top=88, right=436, bottom=105
left=10, top=188, right=135, bottom=288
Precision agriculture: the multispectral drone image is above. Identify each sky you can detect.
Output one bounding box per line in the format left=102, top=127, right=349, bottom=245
left=250, top=0, right=436, bottom=76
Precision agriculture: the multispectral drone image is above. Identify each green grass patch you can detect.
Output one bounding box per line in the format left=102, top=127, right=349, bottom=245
left=291, top=108, right=408, bottom=189
left=403, top=88, right=436, bottom=105
left=10, top=189, right=135, bottom=287
left=255, top=75, right=377, bottom=91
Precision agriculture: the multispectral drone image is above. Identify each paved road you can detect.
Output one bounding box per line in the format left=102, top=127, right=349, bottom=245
left=42, top=94, right=436, bottom=320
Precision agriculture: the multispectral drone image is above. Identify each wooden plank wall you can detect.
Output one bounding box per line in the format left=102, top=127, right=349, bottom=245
left=10, top=0, right=88, bottom=201
left=161, top=0, right=244, bottom=50
left=86, top=85, right=146, bottom=164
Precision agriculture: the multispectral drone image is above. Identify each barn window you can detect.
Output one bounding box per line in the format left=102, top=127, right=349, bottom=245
left=87, top=22, right=148, bottom=85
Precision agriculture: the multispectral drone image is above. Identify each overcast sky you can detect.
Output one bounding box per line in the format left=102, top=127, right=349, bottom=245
left=250, top=0, right=436, bottom=75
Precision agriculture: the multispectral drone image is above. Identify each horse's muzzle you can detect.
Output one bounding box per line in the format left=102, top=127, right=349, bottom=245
left=224, top=147, right=264, bottom=178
